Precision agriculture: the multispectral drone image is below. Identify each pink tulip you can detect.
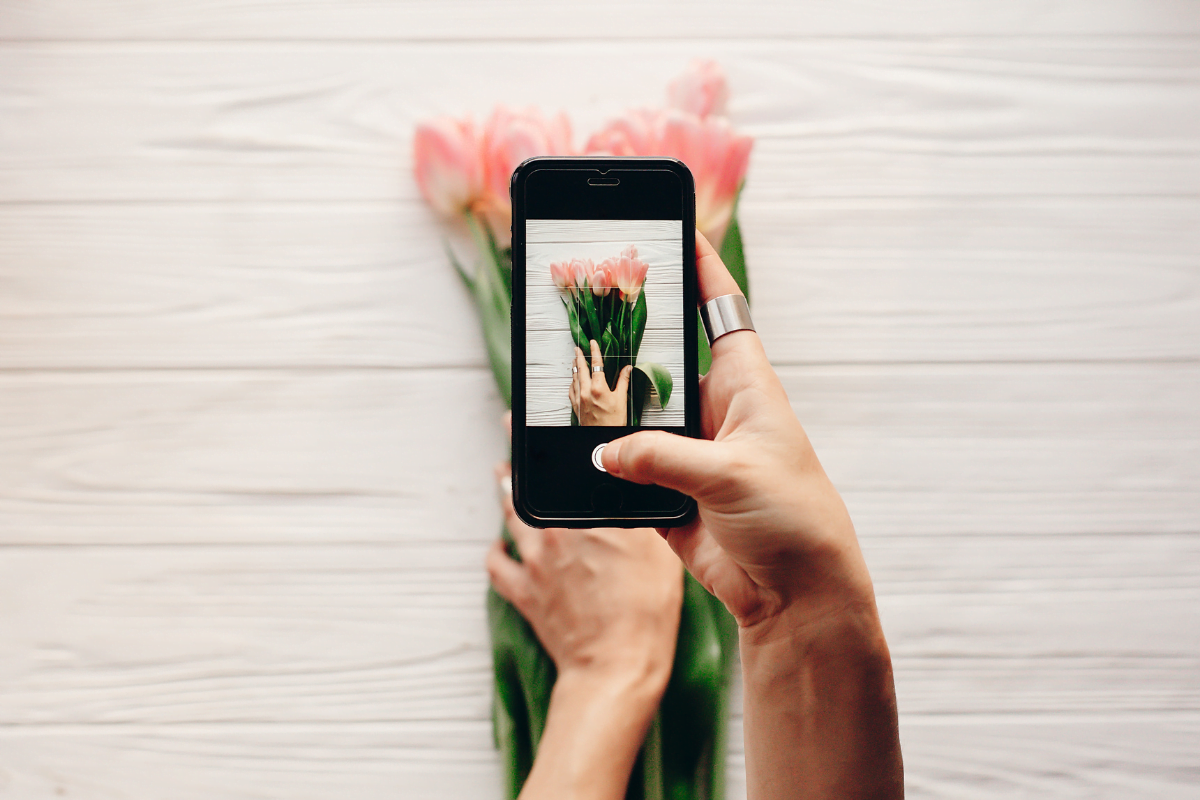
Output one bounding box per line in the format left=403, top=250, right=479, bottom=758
left=568, top=257, right=594, bottom=292
left=479, top=106, right=574, bottom=245
left=412, top=116, right=483, bottom=217
left=667, top=60, right=729, bottom=119
left=659, top=112, right=752, bottom=249
left=587, top=110, right=752, bottom=247
left=550, top=260, right=574, bottom=293
left=612, top=245, right=649, bottom=303
left=584, top=108, right=663, bottom=158
left=591, top=259, right=614, bottom=297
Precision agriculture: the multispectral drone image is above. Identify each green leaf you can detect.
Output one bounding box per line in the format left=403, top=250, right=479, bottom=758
left=697, top=320, right=712, bottom=377
left=580, top=289, right=602, bottom=345
left=464, top=210, right=512, bottom=406
left=565, top=299, right=587, bottom=352
left=635, top=361, right=673, bottom=410
left=631, top=289, right=647, bottom=361
left=629, top=367, right=647, bottom=427
left=445, top=241, right=473, bottom=291
left=699, top=202, right=749, bottom=377
left=601, top=326, right=620, bottom=389
left=718, top=197, right=749, bottom=299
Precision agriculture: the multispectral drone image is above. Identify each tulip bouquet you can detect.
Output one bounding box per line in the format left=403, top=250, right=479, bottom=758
left=551, top=246, right=673, bottom=426
left=413, top=61, right=752, bottom=799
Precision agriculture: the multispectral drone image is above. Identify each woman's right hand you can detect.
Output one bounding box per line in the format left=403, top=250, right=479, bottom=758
left=570, top=339, right=632, bottom=427
left=600, top=231, right=877, bottom=639
left=601, top=230, right=903, bottom=800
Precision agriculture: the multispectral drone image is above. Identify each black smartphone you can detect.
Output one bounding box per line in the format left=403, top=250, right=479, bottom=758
left=510, top=157, right=699, bottom=528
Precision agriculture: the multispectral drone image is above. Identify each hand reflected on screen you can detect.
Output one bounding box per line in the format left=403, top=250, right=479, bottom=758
left=569, top=340, right=632, bottom=427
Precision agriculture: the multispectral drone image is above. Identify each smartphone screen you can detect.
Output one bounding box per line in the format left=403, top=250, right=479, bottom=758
left=512, top=159, right=698, bottom=526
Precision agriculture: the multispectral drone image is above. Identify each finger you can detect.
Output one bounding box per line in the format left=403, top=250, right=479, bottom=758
left=574, top=346, right=591, bottom=395
left=696, top=231, right=768, bottom=363
left=614, top=365, right=632, bottom=399
left=486, top=538, right=530, bottom=611
left=569, top=372, right=579, bottom=411
left=503, top=411, right=511, bottom=442
left=695, top=229, right=741, bottom=305
left=495, top=462, right=539, bottom=560
left=589, top=339, right=604, bottom=375
left=601, top=430, right=729, bottom=499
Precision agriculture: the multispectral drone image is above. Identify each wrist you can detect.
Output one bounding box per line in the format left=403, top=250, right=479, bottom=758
left=554, top=655, right=670, bottom=718
left=737, top=592, right=903, bottom=799
left=521, top=663, right=666, bottom=800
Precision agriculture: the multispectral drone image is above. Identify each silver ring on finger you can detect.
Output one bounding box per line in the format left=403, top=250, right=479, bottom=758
left=701, top=294, right=755, bottom=344
left=592, top=365, right=604, bottom=373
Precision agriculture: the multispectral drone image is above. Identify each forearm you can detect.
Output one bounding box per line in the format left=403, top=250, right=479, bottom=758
left=740, top=599, right=903, bottom=799
left=519, top=667, right=666, bottom=800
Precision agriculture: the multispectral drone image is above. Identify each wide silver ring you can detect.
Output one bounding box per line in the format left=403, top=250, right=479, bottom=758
left=700, top=294, right=755, bottom=344
left=571, top=366, right=578, bottom=374
left=592, top=365, right=604, bottom=373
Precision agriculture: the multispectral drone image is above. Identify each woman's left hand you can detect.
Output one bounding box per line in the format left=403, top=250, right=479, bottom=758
left=487, top=462, right=683, bottom=799
left=487, top=462, right=682, bottom=684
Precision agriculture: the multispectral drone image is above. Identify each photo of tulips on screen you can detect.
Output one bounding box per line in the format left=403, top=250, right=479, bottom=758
left=526, top=219, right=684, bottom=428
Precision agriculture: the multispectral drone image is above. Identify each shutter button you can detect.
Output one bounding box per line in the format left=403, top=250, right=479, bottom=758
left=591, top=443, right=607, bottom=472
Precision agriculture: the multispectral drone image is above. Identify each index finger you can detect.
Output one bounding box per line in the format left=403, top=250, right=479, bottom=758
left=695, top=229, right=742, bottom=305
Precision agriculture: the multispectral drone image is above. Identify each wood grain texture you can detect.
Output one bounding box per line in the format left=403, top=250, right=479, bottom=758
left=1, top=198, right=1196, bottom=369
left=1, top=41, right=1198, bottom=204
left=0, top=364, right=1194, bottom=546
left=3, top=0, right=1199, bottom=39
left=2, top=6, right=1199, bottom=799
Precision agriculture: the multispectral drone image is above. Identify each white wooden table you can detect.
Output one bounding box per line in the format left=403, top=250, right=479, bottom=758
left=2, top=3, right=1198, bottom=797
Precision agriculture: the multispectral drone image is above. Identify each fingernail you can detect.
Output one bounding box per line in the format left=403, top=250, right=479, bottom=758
left=499, top=474, right=513, bottom=495
left=603, top=439, right=622, bottom=476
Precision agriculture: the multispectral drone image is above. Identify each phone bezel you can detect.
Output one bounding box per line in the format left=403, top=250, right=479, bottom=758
left=510, top=157, right=699, bottom=528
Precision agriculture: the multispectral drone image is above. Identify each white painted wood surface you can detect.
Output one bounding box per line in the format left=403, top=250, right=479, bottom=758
left=2, top=2, right=1198, bottom=798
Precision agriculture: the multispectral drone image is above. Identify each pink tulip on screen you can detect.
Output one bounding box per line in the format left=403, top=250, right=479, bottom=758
left=413, top=116, right=483, bottom=217
left=591, top=260, right=614, bottom=296
left=667, top=60, right=729, bottom=119
left=550, top=260, right=573, bottom=293
left=569, top=257, right=595, bottom=292
left=479, top=107, right=574, bottom=245
left=613, top=246, right=649, bottom=302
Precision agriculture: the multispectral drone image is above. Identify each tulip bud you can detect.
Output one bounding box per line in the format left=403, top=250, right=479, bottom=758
left=569, top=257, right=594, bottom=293
left=667, top=60, right=729, bottom=119
left=550, top=261, right=574, bottom=293
left=413, top=116, right=483, bottom=217
left=592, top=261, right=613, bottom=297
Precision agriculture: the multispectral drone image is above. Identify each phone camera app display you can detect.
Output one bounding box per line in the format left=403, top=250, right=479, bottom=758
left=526, top=219, right=685, bottom=429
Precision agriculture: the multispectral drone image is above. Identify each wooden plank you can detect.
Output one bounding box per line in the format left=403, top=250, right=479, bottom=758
left=0, top=535, right=1197, bottom=724
left=1, top=198, right=1196, bottom=371
left=0, top=534, right=1195, bottom=797
left=0, top=368, right=511, bottom=545
left=0, top=724, right=506, bottom=800
left=2, top=716, right=1194, bottom=800
left=2, top=0, right=1199, bottom=39
left=0, top=41, right=1197, bottom=203
left=0, top=363, right=1195, bottom=545
left=900, top=716, right=1200, bottom=798
left=743, top=196, right=1200, bottom=365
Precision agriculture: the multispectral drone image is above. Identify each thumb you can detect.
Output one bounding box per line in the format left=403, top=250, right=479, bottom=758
left=602, top=430, right=728, bottom=500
